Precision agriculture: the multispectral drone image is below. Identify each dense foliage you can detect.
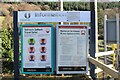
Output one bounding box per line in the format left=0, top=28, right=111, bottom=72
left=1, top=16, right=13, bottom=73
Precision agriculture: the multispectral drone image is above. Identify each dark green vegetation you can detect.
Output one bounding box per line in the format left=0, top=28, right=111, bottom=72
left=1, top=16, right=13, bottom=73
left=0, top=2, right=119, bottom=74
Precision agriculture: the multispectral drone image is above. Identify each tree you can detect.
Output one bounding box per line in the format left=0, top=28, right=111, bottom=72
left=2, top=28, right=13, bottom=60
left=8, top=6, right=14, bottom=16
left=0, top=8, right=9, bottom=16
left=98, top=9, right=104, bottom=39
left=1, top=16, right=13, bottom=73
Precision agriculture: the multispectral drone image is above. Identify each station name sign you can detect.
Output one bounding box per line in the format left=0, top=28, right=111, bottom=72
left=18, top=11, right=91, bottom=22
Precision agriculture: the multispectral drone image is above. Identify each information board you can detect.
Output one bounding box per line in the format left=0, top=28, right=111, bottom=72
left=56, top=25, right=88, bottom=74
left=106, top=20, right=120, bottom=43
left=21, top=24, right=54, bottom=74
left=18, top=11, right=90, bottom=22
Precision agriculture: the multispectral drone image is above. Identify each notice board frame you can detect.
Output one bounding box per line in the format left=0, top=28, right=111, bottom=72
left=56, top=25, right=88, bottom=74
left=20, top=24, right=55, bottom=74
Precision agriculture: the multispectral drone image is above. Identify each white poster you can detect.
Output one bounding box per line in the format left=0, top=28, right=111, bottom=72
left=21, top=25, right=53, bottom=73
left=56, top=25, right=88, bottom=74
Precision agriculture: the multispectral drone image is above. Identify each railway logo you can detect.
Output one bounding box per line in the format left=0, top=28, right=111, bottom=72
left=24, top=13, right=31, bottom=19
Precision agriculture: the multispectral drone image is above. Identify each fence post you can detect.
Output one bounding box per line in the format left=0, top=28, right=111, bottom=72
left=116, top=14, right=119, bottom=70
left=104, top=15, right=107, bottom=79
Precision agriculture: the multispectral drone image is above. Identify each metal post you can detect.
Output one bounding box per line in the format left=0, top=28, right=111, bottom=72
left=59, top=0, right=63, bottom=25
left=94, top=1, right=99, bottom=78
left=13, top=11, right=19, bottom=80
left=116, top=14, right=119, bottom=70
left=59, top=0, right=63, bottom=11
left=104, top=15, right=107, bottom=64
left=104, top=15, right=107, bottom=79
left=95, top=0, right=98, bottom=53
left=90, top=0, right=96, bottom=79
